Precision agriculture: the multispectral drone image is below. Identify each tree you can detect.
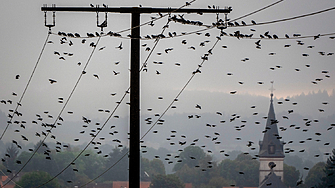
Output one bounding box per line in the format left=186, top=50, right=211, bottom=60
left=233, top=153, right=259, bottom=187
left=283, top=163, right=300, bottom=187
left=149, top=174, right=184, bottom=188
left=34, top=140, right=49, bottom=154
left=173, top=146, right=216, bottom=187
left=173, top=146, right=206, bottom=172
left=175, top=164, right=198, bottom=184
left=141, top=158, right=151, bottom=181
left=218, top=159, right=236, bottom=181
left=218, top=153, right=259, bottom=187
left=141, top=158, right=165, bottom=181
left=318, top=149, right=335, bottom=188
left=284, top=154, right=303, bottom=171
left=3, top=144, right=19, bottom=173
left=207, top=176, right=235, bottom=188
left=76, top=149, right=104, bottom=181
left=53, top=151, right=77, bottom=184
left=304, top=162, right=326, bottom=188
left=150, top=158, right=165, bottom=175
left=14, top=171, right=60, bottom=188
left=102, top=146, right=129, bottom=181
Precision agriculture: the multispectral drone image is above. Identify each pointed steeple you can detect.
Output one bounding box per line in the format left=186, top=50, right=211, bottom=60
left=259, top=82, right=284, bottom=158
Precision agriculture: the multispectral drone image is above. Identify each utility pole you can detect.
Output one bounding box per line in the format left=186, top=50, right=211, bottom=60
left=41, top=5, right=231, bottom=188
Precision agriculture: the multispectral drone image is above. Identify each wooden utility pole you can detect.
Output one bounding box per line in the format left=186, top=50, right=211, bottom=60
left=41, top=5, right=231, bottom=188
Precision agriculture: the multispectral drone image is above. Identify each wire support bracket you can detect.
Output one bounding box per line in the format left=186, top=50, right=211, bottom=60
left=96, top=5, right=108, bottom=32
left=43, top=4, right=56, bottom=32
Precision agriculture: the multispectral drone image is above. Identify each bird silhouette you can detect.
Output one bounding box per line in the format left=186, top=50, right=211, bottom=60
left=116, top=42, right=123, bottom=50
left=48, top=79, right=57, bottom=84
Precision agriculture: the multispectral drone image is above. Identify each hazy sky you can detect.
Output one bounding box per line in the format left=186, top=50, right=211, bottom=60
left=0, top=0, right=334, bottom=164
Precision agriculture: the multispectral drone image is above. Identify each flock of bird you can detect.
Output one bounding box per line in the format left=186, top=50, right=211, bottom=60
left=0, top=2, right=334, bottom=187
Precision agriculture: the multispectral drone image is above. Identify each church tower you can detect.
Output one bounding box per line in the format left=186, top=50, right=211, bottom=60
left=259, top=82, right=285, bottom=185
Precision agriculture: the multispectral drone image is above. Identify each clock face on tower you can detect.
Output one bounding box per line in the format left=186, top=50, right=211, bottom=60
left=268, top=162, right=276, bottom=169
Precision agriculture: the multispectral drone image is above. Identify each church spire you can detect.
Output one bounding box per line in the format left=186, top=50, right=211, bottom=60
left=259, top=81, right=284, bottom=158
left=270, top=81, right=275, bottom=103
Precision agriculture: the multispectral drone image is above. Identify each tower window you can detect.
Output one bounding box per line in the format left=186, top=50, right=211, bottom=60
left=268, top=145, right=275, bottom=154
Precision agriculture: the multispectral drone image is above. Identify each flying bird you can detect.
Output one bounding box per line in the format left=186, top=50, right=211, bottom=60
left=48, top=79, right=57, bottom=84
left=116, top=42, right=123, bottom=50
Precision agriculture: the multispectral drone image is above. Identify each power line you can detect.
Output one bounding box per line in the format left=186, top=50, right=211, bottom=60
left=37, top=2, right=303, bottom=186
left=230, top=0, right=284, bottom=22
left=3, top=36, right=102, bottom=187
left=116, top=0, right=197, bottom=34
left=149, top=5, right=335, bottom=40
left=75, top=1, right=305, bottom=182
left=35, top=10, right=174, bottom=188
left=0, top=32, right=51, bottom=141
left=6, top=1, right=333, bottom=187
left=141, top=37, right=221, bottom=140
left=231, top=6, right=335, bottom=27
left=0, top=168, right=23, bottom=188
left=35, top=85, right=128, bottom=188
left=45, top=3, right=335, bottom=44
left=76, top=16, right=172, bottom=188
left=80, top=31, right=222, bottom=188
left=222, top=32, right=335, bottom=40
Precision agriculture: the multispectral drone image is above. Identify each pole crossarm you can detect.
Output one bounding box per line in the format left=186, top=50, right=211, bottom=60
left=41, top=6, right=232, bottom=14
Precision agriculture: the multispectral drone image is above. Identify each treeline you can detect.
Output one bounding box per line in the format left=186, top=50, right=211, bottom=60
left=1, top=143, right=333, bottom=188
left=2, top=142, right=165, bottom=188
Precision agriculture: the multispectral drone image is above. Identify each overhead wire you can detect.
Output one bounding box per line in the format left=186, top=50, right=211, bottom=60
left=141, top=37, right=221, bottom=140
left=229, top=0, right=284, bottom=22
left=116, top=0, right=197, bottom=34
left=35, top=82, right=127, bottom=188
left=61, top=1, right=307, bottom=186
left=0, top=32, right=51, bottom=141
left=232, top=6, right=335, bottom=27
left=78, top=34, right=224, bottom=187
left=143, top=3, right=335, bottom=40
left=0, top=168, right=23, bottom=188
left=35, top=2, right=183, bottom=187
left=76, top=11, right=174, bottom=188
left=162, top=3, right=335, bottom=41
left=48, top=4, right=335, bottom=42
left=6, top=1, right=334, bottom=187
left=49, top=0, right=197, bottom=40
left=78, top=1, right=304, bottom=183
left=3, top=36, right=102, bottom=187
left=223, top=32, right=335, bottom=40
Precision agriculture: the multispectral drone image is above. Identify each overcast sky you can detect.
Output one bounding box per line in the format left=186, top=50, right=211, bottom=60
left=0, top=0, right=334, bottom=162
